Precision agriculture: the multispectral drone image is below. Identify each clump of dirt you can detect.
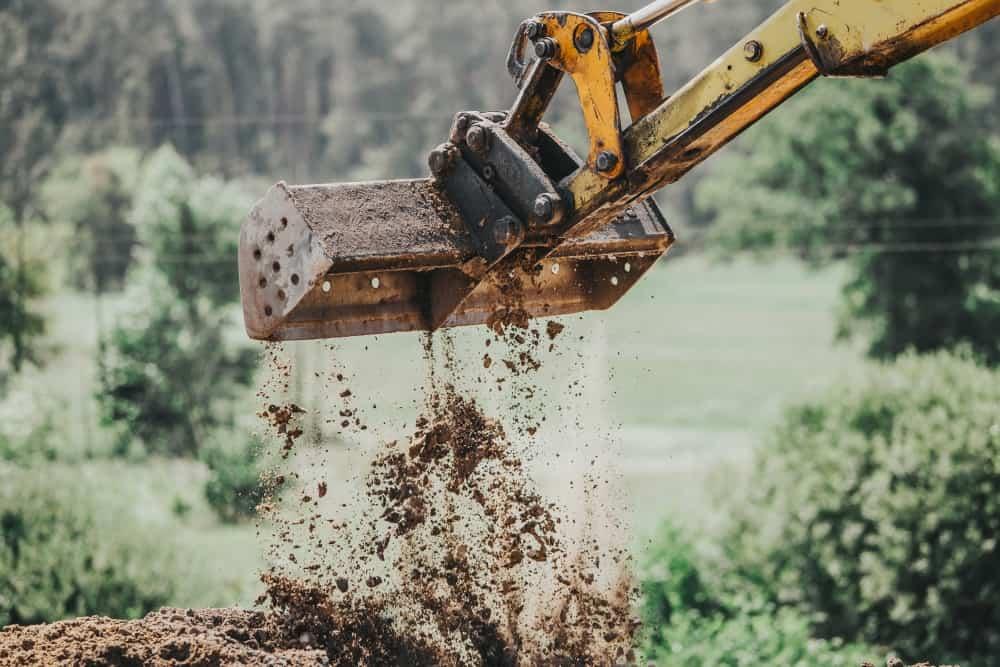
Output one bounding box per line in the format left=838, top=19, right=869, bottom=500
left=259, top=402, right=306, bottom=457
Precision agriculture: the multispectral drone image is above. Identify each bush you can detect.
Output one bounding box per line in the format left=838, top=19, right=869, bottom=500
left=645, top=607, right=873, bottom=667
left=640, top=520, right=724, bottom=632
left=0, top=389, right=59, bottom=463
left=724, top=351, right=1000, bottom=663
left=640, top=520, right=873, bottom=666
left=0, top=465, right=177, bottom=625
left=97, top=147, right=256, bottom=457
left=202, top=436, right=265, bottom=523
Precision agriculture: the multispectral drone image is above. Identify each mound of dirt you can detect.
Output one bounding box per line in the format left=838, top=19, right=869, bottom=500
left=0, top=607, right=327, bottom=666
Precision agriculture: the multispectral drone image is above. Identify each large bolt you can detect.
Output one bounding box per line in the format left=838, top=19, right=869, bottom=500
left=466, top=123, right=490, bottom=154
left=534, top=38, right=559, bottom=61
left=493, top=217, right=525, bottom=247
left=596, top=151, right=619, bottom=173
left=744, top=40, right=764, bottom=62
left=525, top=20, right=545, bottom=40
left=816, top=24, right=829, bottom=39
left=533, top=193, right=561, bottom=224
left=428, top=144, right=455, bottom=178
left=574, top=26, right=595, bottom=53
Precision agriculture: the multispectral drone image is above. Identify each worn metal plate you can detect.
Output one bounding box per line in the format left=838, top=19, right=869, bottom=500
left=240, top=177, right=673, bottom=341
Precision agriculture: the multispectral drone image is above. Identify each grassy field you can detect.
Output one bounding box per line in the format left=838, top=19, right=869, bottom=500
left=10, top=253, right=864, bottom=606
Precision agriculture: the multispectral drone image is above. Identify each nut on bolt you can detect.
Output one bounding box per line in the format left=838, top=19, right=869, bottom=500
left=466, top=123, right=490, bottom=154
left=493, top=216, right=525, bottom=247
left=428, top=143, right=456, bottom=179
left=596, top=151, right=619, bottom=173
left=743, top=40, right=764, bottom=62
left=533, top=192, right=562, bottom=224
left=525, top=20, right=545, bottom=40
left=534, top=38, right=559, bottom=61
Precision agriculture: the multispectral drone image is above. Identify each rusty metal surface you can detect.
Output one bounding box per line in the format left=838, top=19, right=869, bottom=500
left=239, top=182, right=335, bottom=340
left=536, top=12, right=626, bottom=180
left=239, top=178, right=672, bottom=341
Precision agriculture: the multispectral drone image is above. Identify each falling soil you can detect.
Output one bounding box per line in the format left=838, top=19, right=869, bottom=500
left=251, top=325, right=641, bottom=665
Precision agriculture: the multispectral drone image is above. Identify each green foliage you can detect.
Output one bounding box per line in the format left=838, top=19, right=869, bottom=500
left=640, top=520, right=723, bottom=630
left=640, top=520, right=873, bottom=666
left=0, top=465, right=177, bottom=625
left=98, top=147, right=256, bottom=457
left=40, top=148, right=141, bottom=292
left=0, top=388, right=60, bottom=464
left=0, top=205, right=46, bottom=390
left=724, top=351, right=1000, bottom=664
left=0, top=0, right=68, bottom=219
left=645, top=607, right=874, bottom=667
left=202, top=435, right=264, bottom=523
left=697, top=55, right=1000, bottom=364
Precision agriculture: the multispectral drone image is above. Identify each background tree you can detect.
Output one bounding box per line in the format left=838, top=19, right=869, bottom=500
left=721, top=351, right=1000, bottom=664
left=40, top=148, right=142, bottom=293
left=98, top=147, right=256, bottom=457
left=0, top=207, right=45, bottom=392
left=696, top=55, right=1000, bottom=363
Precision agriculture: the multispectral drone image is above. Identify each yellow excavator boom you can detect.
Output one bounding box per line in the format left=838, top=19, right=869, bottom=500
left=239, top=0, right=1000, bottom=341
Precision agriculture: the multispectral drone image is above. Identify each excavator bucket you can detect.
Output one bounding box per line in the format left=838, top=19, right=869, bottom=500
left=238, top=177, right=672, bottom=341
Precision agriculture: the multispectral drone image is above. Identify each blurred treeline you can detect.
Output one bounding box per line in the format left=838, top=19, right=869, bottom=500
left=4, top=0, right=999, bottom=214
left=1, top=1, right=999, bottom=664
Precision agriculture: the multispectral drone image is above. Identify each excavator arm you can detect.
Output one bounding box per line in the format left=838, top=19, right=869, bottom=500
left=239, top=0, right=1000, bottom=341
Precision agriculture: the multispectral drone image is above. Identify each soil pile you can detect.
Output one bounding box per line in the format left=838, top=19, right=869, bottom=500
left=0, top=608, right=327, bottom=666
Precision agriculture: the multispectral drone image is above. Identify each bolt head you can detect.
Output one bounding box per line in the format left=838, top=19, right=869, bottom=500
left=466, top=124, right=490, bottom=154
left=534, top=38, right=558, bottom=61
left=816, top=24, right=829, bottom=38
left=744, top=40, right=764, bottom=62
left=455, top=115, right=470, bottom=132
left=596, top=151, right=619, bottom=173
left=525, top=20, right=544, bottom=40
left=428, top=144, right=454, bottom=178
left=534, top=194, right=555, bottom=221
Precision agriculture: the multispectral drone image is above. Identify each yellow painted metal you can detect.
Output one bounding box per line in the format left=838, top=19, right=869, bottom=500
left=538, top=12, right=625, bottom=180
left=566, top=0, right=1000, bottom=222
